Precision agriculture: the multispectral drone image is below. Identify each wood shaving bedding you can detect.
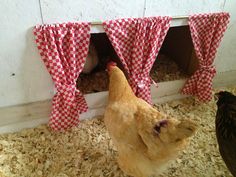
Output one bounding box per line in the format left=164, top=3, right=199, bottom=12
left=0, top=87, right=235, bottom=177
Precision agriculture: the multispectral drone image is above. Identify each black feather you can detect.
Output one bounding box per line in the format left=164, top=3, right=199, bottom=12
left=215, top=91, right=236, bottom=177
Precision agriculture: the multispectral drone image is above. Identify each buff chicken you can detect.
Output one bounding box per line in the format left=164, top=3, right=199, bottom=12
left=104, top=62, right=198, bottom=177
left=215, top=91, right=236, bottom=177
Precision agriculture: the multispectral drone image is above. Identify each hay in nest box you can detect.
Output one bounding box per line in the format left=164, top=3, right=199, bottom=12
left=150, top=54, right=188, bottom=82
left=0, top=87, right=236, bottom=177
left=77, top=54, right=187, bottom=94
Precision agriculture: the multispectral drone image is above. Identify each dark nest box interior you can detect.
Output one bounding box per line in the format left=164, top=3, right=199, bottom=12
left=77, top=26, right=199, bottom=94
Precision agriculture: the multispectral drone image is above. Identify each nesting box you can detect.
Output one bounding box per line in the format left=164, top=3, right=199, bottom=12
left=76, top=24, right=201, bottom=120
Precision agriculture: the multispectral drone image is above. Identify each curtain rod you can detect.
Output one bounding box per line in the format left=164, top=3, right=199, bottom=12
left=90, top=15, right=189, bottom=25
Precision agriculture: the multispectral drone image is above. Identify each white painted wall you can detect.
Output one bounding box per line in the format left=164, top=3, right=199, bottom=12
left=40, top=0, right=145, bottom=23
left=0, top=0, right=54, bottom=108
left=0, top=0, right=235, bottom=108
left=144, top=0, right=225, bottom=17
left=215, top=0, right=236, bottom=72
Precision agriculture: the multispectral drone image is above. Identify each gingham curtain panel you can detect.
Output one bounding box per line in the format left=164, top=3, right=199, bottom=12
left=103, top=17, right=171, bottom=104
left=33, top=22, right=91, bottom=131
left=182, top=12, right=230, bottom=102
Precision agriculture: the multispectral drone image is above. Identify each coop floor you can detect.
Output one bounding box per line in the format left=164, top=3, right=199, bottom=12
left=0, top=87, right=236, bottom=177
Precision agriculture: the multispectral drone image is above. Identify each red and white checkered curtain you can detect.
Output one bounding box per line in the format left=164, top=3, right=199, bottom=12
left=33, top=22, right=91, bottom=131
left=182, top=12, right=230, bottom=102
left=103, top=17, right=171, bottom=104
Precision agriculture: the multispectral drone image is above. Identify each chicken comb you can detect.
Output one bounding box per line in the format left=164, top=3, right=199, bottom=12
left=107, top=61, right=117, bottom=71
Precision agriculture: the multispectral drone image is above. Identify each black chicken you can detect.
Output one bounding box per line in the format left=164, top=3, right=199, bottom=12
left=215, top=91, right=236, bottom=177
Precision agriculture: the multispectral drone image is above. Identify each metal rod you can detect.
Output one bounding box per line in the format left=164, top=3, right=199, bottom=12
left=90, top=15, right=189, bottom=25
left=172, top=15, right=189, bottom=19
left=91, top=21, right=103, bottom=25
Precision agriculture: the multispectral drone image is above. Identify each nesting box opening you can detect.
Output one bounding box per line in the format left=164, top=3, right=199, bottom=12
left=76, top=33, right=125, bottom=94
left=151, top=25, right=199, bottom=83
left=77, top=26, right=199, bottom=94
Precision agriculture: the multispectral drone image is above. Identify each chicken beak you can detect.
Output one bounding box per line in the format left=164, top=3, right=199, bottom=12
left=214, top=93, right=219, bottom=101
left=214, top=91, right=223, bottom=101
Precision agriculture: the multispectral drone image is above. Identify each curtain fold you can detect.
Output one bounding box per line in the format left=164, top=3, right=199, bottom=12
left=182, top=12, right=230, bottom=101
left=33, top=22, right=91, bottom=131
left=103, top=17, right=171, bottom=104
